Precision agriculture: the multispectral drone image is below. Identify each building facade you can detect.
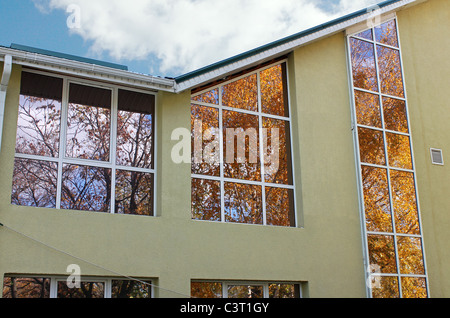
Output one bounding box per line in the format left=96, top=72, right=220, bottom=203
left=0, top=0, right=449, bottom=298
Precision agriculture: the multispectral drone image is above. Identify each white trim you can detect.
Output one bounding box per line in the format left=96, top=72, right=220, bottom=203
left=0, top=55, right=12, bottom=152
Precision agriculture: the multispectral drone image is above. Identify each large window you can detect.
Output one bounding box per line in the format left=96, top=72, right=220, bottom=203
left=3, top=276, right=152, bottom=298
left=12, top=71, right=155, bottom=216
left=191, top=281, right=301, bottom=298
left=191, top=61, right=296, bottom=227
left=348, top=18, right=428, bottom=298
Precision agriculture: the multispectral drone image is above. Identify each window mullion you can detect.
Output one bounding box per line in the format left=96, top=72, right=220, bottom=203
left=110, top=88, right=118, bottom=214
left=56, top=78, right=69, bottom=210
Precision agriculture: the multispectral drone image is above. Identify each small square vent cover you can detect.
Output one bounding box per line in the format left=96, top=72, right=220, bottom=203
left=430, top=148, right=444, bottom=165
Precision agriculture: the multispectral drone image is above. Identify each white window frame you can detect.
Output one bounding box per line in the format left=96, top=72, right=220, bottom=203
left=190, top=59, right=298, bottom=227
left=346, top=16, right=430, bottom=298
left=13, top=68, right=158, bottom=216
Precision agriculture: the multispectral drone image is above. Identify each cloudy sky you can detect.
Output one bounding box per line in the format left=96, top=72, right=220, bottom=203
left=0, top=0, right=380, bottom=77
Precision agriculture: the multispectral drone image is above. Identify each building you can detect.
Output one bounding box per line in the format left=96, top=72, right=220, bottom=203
left=0, top=0, right=449, bottom=299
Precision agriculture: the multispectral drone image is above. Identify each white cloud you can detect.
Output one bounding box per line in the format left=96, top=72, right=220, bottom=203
left=34, top=0, right=380, bottom=76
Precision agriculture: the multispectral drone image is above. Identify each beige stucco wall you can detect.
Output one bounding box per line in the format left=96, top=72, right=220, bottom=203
left=397, top=0, right=450, bottom=298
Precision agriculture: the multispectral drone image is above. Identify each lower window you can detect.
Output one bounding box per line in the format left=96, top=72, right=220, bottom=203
left=191, top=281, right=301, bottom=298
left=2, top=276, right=152, bottom=298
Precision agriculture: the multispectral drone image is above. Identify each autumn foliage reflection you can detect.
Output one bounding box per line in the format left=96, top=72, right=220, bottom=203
left=190, top=63, right=295, bottom=227
left=351, top=20, right=427, bottom=298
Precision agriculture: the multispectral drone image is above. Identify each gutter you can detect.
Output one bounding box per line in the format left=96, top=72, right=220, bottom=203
left=0, top=55, right=12, bottom=153
left=0, top=47, right=176, bottom=93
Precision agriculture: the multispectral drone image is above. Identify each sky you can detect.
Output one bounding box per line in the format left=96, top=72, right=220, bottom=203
left=0, top=0, right=381, bottom=78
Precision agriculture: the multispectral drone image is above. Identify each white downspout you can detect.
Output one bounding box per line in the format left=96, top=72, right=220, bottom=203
left=0, top=55, right=13, bottom=153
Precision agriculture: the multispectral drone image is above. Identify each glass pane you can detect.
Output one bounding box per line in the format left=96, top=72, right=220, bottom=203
left=361, top=166, right=392, bottom=233
left=227, top=285, right=263, bottom=298
left=371, top=276, right=399, bottom=298
left=192, top=88, right=219, bottom=105
left=116, top=89, right=155, bottom=169
left=11, top=158, right=58, bottom=208
left=191, top=282, right=223, bottom=298
left=386, top=133, right=412, bottom=169
left=191, top=178, right=221, bottom=221
left=191, top=104, right=220, bottom=176
left=266, top=187, right=295, bottom=227
left=377, top=45, right=404, bottom=98
left=354, top=90, right=382, bottom=128
left=115, top=170, right=153, bottom=216
left=269, top=284, right=299, bottom=298
left=16, top=95, right=61, bottom=157
left=224, top=182, right=262, bottom=225
left=358, top=127, right=386, bottom=165
left=222, top=74, right=258, bottom=111
left=2, top=277, right=50, bottom=298
left=57, top=281, right=105, bottom=298
left=401, top=277, right=428, bottom=298
left=261, top=64, right=289, bottom=117
left=375, top=20, right=399, bottom=47
left=355, top=29, right=373, bottom=41
left=390, top=170, right=420, bottom=235
left=367, top=234, right=397, bottom=274
left=383, top=97, right=408, bottom=133
left=397, top=236, right=425, bottom=275
left=350, top=38, right=378, bottom=92
left=111, top=280, right=152, bottom=298
left=263, top=117, right=292, bottom=185
left=66, top=83, right=111, bottom=161
left=223, top=110, right=260, bottom=181
left=61, top=164, right=111, bottom=213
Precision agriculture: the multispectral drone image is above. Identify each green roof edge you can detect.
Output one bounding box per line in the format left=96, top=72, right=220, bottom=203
left=10, top=43, right=129, bottom=71
left=174, top=0, right=402, bottom=84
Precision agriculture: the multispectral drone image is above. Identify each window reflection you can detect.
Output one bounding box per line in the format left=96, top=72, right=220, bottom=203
left=222, top=74, right=258, bottom=111
left=390, top=170, right=420, bottom=235
left=224, top=182, right=262, bottom=225
left=191, top=104, right=220, bottom=176
left=358, top=127, right=386, bottom=166
left=223, top=110, right=260, bottom=181
left=116, top=89, right=155, bottom=169
left=192, top=88, right=219, bottom=105
left=66, top=83, right=112, bottom=161
left=11, top=158, right=58, bottom=208
left=261, top=64, right=289, bottom=117
left=367, top=234, right=397, bottom=274
left=377, top=45, right=404, bottom=98
left=2, top=277, right=50, bottom=298
left=115, top=170, right=153, bottom=216
left=401, top=277, right=428, bottom=298
left=383, top=97, right=408, bottom=133
left=191, top=282, right=223, bottom=298
left=57, top=281, right=105, bottom=298
left=191, top=178, right=221, bottom=221
left=354, top=90, right=382, bottom=128
left=361, top=166, right=392, bottom=233
left=386, top=132, right=412, bottom=169
left=397, top=236, right=425, bottom=275
left=266, top=187, right=295, bottom=227
left=371, top=276, right=399, bottom=298
left=61, top=164, right=111, bottom=213
left=227, top=285, right=263, bottom=298
left=111, top=280, right=152, bottom=298
left=375, top=20, right=399, bottom=47
left=350, top=38, right=378, bottom=92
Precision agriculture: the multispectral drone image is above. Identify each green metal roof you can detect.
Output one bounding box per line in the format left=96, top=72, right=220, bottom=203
left=10, top=43, right=128, bottom=71
left=174, top=0, right=404, bottom=84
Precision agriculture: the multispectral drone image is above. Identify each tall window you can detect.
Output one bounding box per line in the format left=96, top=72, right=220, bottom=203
left=190, top=61, right=296, bottom=227
left=348, top=19, right=428, bottom=298
left=12, top=71, right=155, bottom=216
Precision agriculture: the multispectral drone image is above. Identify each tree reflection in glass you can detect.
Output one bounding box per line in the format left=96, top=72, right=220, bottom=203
left=115, top=170, right=153, bottom=216
left=61, top=164, right=111, bottom=213
left=227, top=285, right=263, bottom=298
left=261, top=64, right=289, bottom=117
left=383, top=97, right=408, bottom=133
left=377, top=45, right=404, bottom=98
left=350, top=38, right=378, bottom=92
left=354, top=90, right=382, bottom=128
left=401, top=277, right=427, bottom=298
left=371, top=276, right=399, bottom=298
left=191, top=178, right=221, bottom=221
left=386, top=133, right=412, bottom=170
left=358, top=127, right=386, bottom=166
left=11, top=158, right=58, bottom=208
left=224, top=182, right=262, bottom=225
left=375, top=20, right=399, bottom=48
left=57, top=281, right=104, bottom=298
left=266, top=187, right=295, bottom=227
left=222, top=74, right=258, bottom=111
left=66, top=83, right=111, bottom=162
left=367, top=234, right=397, bottom=274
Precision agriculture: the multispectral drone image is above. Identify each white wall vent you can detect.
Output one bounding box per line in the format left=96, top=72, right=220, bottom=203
left=430, top=148, right=444, bottom=165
